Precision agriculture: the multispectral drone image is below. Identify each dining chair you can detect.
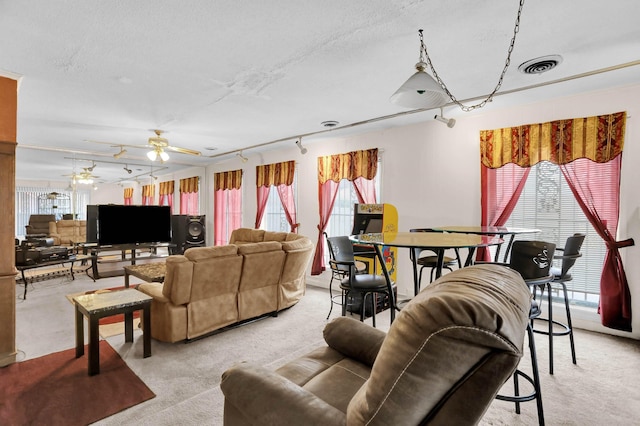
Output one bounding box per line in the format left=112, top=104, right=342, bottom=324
left=409, top=228, right=462, bottom=292
left=532, top=233, right=585, bottom=374
left=324, top=234, right=368, bottom=320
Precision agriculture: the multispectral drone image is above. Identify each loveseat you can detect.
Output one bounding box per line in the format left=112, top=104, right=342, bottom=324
left=221, top=264, right=531, bottom=425
left=49, top=219, right=87, bottom=246
left=137, top=228, right=314, bottom=342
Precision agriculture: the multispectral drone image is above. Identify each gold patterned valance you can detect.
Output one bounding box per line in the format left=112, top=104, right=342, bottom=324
left=123, top=187, right=134, bottom=199
left=159, top=180, right=175, bottom=195
left=480, top=111, right=626, bottom=169
left=179, top=176, right=199, bottom=193
left=142, top=184, right=155, bottom=197
left=256, top=160, right=295, bottom=188
left=318, top=148, right=378, bottom=184
left=214, top=169, right=243, bottom=191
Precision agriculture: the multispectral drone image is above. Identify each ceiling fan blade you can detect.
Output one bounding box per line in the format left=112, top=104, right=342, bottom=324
left=166, top=145, right=201, bottom=156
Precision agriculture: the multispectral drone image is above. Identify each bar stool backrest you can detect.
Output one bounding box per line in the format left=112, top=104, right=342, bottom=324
left=510, top=240, right=556, bottom=280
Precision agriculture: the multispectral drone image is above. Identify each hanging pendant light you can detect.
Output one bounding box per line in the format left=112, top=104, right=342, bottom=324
left=391, top=0, right=526, bottom=112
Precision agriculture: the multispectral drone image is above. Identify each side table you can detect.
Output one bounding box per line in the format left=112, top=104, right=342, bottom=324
left=73, top=288, right=152, bottom=375
left=124, top=262, right=166, bottom=288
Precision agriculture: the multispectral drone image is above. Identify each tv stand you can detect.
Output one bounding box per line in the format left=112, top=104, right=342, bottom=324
left=78, top=242, right=175, bottom=280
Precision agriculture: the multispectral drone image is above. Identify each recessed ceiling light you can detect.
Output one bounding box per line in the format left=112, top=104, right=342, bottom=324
left=518, top=55, right=563, bottom=75
left=321, top=120, right=339, bottom=128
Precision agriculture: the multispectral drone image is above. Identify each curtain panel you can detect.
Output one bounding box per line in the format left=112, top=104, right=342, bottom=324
left=256, top=160, right=295, bottom=187
left=479, top=111, right=633, bottom=331
left=159, top=180, right=174, bottom=210
left=312, top=148, right=378, bottom=275
left=214, top=170, right=242, bottom=191
left=480, top=111, right=626, bottom=168
left=142, top=184, right=155, bottom=206
left=123, top=187, right=133, bottom=205
left=180, top=176, right=199, bottom=193
left=318, top=148, right=378, bottom=184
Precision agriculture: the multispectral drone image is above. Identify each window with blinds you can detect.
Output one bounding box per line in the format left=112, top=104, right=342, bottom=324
left=505, top=161, right=605, bottom=304
left=15, top=186, right=91, bottom=238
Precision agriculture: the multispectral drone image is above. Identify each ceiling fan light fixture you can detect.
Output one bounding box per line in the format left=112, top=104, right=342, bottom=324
left=159, top=150, right=170, bottom=162
left=147, top=149, right=158, bottom=161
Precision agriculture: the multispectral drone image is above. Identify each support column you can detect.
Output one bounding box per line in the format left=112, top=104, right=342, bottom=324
left=0, top=75, right=18, bottom=367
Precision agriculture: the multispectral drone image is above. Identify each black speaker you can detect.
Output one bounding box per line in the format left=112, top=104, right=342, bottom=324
left=171, top=215, right=206, bottom=254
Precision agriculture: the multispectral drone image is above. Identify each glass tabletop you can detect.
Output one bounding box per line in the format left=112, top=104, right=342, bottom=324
left=350, top=232, right=502, bottom=249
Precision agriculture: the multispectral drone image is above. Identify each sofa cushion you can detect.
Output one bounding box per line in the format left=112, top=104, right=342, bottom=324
left=263, top=231, right=289, bottom=242
left=229, top=228, right=265, bottom=244
left=162, top=256, right=194, bottom=305
left=185, top=245, right=238, bottom=261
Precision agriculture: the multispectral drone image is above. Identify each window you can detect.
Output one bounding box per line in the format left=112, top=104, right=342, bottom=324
left=505, top=161, right=605, bottom=306
left=15, top=186, right=91, bottom=237
left=259, top=177, right=298, bottom=233
left=325, top=158, right=382, bottom=238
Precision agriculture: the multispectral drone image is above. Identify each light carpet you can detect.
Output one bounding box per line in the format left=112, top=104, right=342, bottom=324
left=14, top=272, right=640, bottom=425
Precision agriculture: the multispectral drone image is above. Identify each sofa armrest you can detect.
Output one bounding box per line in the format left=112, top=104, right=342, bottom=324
left=221, top=362, right=344, bottom=425
left=322, top=317, right=386, bottom=367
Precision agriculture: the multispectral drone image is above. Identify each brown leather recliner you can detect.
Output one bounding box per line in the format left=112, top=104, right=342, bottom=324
left=220, top=264, right=531, bottom=425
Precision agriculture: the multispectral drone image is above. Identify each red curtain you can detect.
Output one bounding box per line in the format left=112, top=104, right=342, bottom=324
left=352, top=176, right=377, bottom=204
left=311, top=179, right=340, bottom=275
left=159, top=180, right=175, bottom=212
left=276, top=183, right=298, bottom=233
left=255, top=185, right=270, bottom=228
left=560, top=156, right=634, bottom=331
left=480, top=111, right=633, bottom=331
left=214, top=170, right=243, bottom=245
left=477, top=164, right=530, bottom=261
left=179, top=177, right=199, bottom=215
left=123, top=187, right=133, bottom=205
left=142, top=184, right=155, bottom=206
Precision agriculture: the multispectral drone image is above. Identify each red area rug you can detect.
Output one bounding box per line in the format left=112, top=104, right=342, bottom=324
left=0, top=341, right=155, bottom=425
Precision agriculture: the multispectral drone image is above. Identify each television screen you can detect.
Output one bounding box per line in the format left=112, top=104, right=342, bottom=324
left=93, top=205, right=172, bottom=246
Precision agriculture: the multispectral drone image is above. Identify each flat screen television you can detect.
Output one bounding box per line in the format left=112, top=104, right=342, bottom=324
left=87, top=205, right=172, bottom=246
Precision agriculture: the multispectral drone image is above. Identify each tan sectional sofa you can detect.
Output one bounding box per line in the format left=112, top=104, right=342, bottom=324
left=137, top=228, right=314, bottom=342
left=48, top=219, right=87, bottom=246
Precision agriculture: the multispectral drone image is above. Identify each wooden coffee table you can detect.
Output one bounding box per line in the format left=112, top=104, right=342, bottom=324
left=73, top=288, right=152, bottom=375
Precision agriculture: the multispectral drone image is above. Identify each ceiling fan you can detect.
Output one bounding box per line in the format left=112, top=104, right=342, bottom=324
left=63, top=167, right=99, bottom=184
left=145, top=130, right=201, bottom=162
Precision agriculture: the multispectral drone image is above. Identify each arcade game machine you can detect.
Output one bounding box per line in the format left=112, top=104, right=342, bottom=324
left=350, top=203, right=398, bottom=316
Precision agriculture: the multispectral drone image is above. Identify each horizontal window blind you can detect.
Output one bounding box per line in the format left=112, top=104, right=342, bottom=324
left=505, top=161, right=605, bottom=295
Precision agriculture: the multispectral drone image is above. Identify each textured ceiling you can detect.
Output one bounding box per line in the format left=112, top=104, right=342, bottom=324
left=2, top=0, right=640, bottom=184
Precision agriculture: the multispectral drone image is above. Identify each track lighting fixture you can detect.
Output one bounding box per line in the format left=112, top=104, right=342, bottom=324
left=237, top=152, right=248, bottom=163
left=123, top=165, right=132, bottom=174
left=87, top=162, right=96, bottom=172
left=114, top=146, right=127, bottom=158
left=295, top=138, right=308, bottom=154
left=434, top=107, right=456, bottom=128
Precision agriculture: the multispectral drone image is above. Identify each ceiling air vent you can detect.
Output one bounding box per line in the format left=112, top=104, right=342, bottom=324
left=518, top=55, right=563, bottom=75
